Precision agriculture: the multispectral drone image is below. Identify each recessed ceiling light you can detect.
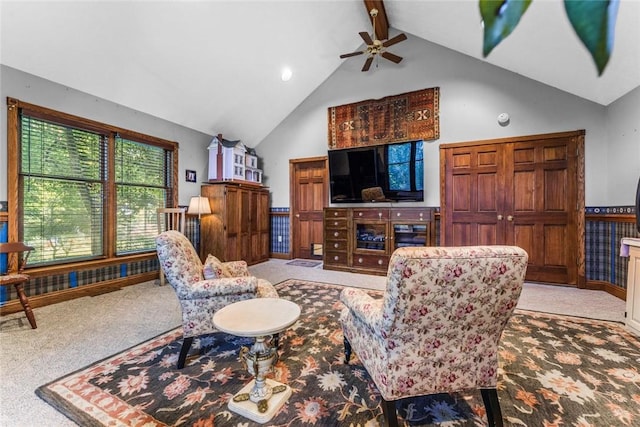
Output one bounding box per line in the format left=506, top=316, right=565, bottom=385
left=281, top=67, right=293, bottom=82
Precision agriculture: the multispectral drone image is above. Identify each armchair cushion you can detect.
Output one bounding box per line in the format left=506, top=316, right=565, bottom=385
left=203, top=255, right=251, bottom=279
left=223, top=260, right=250, bottom=277
left=178, top=276, right=258, bottom=300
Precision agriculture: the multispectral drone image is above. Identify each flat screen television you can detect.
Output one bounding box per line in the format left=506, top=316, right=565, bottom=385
left=328, top=140, right=424, bottom=203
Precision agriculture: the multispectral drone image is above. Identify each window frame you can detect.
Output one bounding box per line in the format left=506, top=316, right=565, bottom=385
left=6, top=97, right=179, bottom=269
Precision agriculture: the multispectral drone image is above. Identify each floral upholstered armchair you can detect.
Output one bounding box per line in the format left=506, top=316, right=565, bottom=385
left=156, top=230, right=278, bottom=368
left=340, top=245, right=528, bottom=427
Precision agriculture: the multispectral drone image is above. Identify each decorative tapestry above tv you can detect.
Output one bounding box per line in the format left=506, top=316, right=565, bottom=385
left=328, top=87, right=439, bottom=149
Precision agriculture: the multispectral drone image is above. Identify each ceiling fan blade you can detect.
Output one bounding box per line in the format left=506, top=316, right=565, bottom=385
left=359, top=31, right=374, bottom=46
left=381, top=51, right=403, bottom=64
left=382, top=33, right=407, bottom=48
left=340, top=51, right=364, bottom=59
left=362, top=56, right=374, bottom=72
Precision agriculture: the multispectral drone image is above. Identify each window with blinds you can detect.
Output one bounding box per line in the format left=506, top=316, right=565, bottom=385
left=115, top=136, right=168, bottom=255
left=18, top=110, right=175, bottom=266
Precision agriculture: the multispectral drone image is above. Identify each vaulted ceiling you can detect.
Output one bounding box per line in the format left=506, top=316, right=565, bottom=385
left=2, top=1, right=639, bottom=146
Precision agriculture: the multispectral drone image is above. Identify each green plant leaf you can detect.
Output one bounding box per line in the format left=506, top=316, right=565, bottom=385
left=480, top=0, right=532, bottom=57
left=564, top=0, right=619, bottom=75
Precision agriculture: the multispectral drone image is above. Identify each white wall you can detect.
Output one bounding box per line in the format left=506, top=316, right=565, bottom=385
left=605, top=86, right=640, bottom=205
left=0, top=65, right=211, bottom=206
left=256, top=34, right=635, bottom=207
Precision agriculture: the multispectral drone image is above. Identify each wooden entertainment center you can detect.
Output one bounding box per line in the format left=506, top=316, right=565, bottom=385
left=323, top=207, right=435, bottom=275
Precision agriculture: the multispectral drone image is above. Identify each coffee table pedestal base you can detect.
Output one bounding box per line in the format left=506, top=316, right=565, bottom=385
left=228, top=378, right=292, bottom=424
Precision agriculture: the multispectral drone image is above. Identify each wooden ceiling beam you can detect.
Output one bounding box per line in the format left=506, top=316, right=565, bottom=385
left=363, top=0, right=389, bottom=41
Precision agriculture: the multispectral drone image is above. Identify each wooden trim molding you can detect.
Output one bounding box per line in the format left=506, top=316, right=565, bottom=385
left=0, top=272, right=157, bottom=316
left=585, top=280, right=627, bottom=301
left=586, top=213, right=635, bottom=223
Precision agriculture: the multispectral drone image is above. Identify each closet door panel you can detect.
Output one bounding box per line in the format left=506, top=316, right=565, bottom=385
left=442, top=144, right=505, bottom=246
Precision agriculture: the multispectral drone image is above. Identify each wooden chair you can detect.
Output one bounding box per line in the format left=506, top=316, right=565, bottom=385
left=0, top=242, right=37, bottom=329
left=156, top=207, right=186, bottom=286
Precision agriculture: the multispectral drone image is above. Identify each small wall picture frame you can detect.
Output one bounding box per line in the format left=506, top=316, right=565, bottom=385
left=186, top=170, right=197, bottom=183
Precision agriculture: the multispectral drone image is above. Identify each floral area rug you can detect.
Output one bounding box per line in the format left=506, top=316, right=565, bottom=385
left=36, top=279, right=640, bottom=426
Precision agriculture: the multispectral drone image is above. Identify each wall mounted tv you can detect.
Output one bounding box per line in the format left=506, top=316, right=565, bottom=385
left=328, top=140, right=424, bottom=203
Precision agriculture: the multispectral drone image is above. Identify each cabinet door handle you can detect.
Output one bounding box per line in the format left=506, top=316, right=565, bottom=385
left=357, top=257, right=363, bottom=264
left=334, top=255, right=339, bottom=261
left=497, top=215, right=503, bottom=220
left=334, top=243, right=339, bottom=248
left=334, top=232, right=339, bottom=237
left=334, top=221, right=339, bottom=226
left=378, top=259, right=384, bottom=265
left=507, top=215, right=514, bottom=221
left=334, top=212, right=339, bottom=216
left=295, top=214, right=300, bottom=218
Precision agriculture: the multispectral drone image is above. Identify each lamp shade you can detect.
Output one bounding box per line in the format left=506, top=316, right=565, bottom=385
left=187, top=196, right=211, bottom=217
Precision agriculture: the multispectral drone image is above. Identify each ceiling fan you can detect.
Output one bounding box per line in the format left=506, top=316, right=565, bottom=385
left=340, top=8, right=407, bottom=72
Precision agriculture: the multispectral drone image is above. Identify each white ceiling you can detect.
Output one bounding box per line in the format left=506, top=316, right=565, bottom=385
left=2, top=1, right=639, bottom=147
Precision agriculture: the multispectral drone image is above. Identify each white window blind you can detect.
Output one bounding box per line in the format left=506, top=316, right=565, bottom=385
left=20, top=115, right=105, bottom=264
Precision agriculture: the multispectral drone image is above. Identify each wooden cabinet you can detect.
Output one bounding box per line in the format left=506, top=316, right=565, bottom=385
left=324, top=207, right=433, bottom=275
left=439, top=130, right=585, bottom=286
left=200, top=182, right=269, bottom=265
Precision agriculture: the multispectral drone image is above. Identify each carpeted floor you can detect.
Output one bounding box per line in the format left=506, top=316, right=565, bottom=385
left=35, top=279, right=640, bottom=427
left=0, top=259, right=630, bottom=426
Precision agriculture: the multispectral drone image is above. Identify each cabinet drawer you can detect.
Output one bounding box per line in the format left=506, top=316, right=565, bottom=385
left=326, top=229, right=348, bottom=240
left=352, top=254, right=389, bottom=269
left=353, top=209, right=389, bottom=220
left=390, top=208, right=431, bottom=221
left=325, top=218, right=348, bottom=229
left=325, top=240, right=348, bottom=251
left=325, top=251, right=348, bottom=265
left=325, top=209, right=349, bottom=219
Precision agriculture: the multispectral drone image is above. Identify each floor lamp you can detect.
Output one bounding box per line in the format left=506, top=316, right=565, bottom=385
left=187, top=196, right=211, bottom=258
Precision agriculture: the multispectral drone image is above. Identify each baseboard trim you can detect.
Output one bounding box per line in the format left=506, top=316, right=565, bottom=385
left=0, top=272, right=158, bottom=316
left=585, top=280, right=626, bottom=301
left=269, top=253, right=290, bottom=260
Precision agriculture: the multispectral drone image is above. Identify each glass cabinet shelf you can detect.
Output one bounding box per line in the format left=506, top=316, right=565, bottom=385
left=355, top=223, right=386, bottom=251
left=393, top=224, right=428, bottom=249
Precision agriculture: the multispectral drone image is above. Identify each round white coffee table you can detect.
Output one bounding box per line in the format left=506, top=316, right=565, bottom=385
left=213, top=298, right=301, bottom=424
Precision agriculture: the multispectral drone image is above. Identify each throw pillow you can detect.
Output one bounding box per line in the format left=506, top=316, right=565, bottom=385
left=203, top=254, right=227, bottom=279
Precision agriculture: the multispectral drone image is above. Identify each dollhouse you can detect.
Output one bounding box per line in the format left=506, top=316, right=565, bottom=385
left=207, top=134, right=263, bottom=184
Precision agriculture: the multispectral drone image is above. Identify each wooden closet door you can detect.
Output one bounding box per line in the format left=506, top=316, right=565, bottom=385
left=257, top=190, right=270, bottom=262
left=224, top=186, right=241, bottom=261
left=239, top=188, right=251, bottom=262
left=441, top=143, right=507, bottom=246
left=504, top=135, right=580, bottom=285
left=440, top=131, right=584, bottom=286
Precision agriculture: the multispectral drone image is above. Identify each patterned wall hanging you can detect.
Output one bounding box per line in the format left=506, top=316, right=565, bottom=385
left=328, top=87, right=439, bottom=149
